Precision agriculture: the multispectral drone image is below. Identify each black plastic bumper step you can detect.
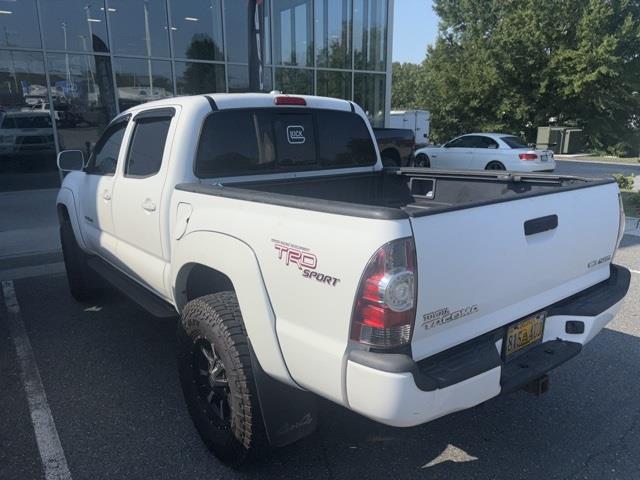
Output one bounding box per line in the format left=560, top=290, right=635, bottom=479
left=500, top=340, right=581, bottom=394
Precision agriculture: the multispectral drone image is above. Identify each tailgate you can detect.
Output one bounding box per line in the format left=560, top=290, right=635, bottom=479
left=410, top=182, right=620, bottom=361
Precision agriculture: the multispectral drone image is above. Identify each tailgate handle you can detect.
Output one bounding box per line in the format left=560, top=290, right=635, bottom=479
left=524, top=215, right=558, bottom=236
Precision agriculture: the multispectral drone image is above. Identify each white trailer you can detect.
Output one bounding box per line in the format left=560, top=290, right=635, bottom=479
left=390, top=109, right=430, bottom=146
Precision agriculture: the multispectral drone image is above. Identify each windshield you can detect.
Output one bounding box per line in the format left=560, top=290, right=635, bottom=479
left=195, top=108, right=377, bottom=177
left=501, top=136, right=529, bottom=149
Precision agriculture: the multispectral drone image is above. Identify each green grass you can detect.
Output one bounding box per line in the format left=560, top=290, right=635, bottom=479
left=621, top=191, right=640, bottom=218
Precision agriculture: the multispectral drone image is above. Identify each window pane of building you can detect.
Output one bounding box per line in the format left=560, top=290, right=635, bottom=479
left=175, top=61, right=225, bottom=95
left=223, top=1, right=248, bottom=63
left=264, top=0, right=272, bottom=65
left=41, top=0, right=110, bottom=53
left=169, top=0, right=223, bottom=61
left=275, top=68, right=312, bottom=95
left=107, top=0, right=170, bottom=57
left=316, top=70, right=351, bottom=99
left=114, top=58, right=173, bottom=111
left=0, top=50, right=57, bottom=189
left=227, top=64, right=248, bottom=93
left=353, top=0, right=387, bottom=71
left=46, top=53, right=118, bottom=155
left=315, top=0, right=352, bottom=69
left=272, top=0, right=312, bottom=67
left=264, top=67, right=273, bottom=92
left=354, top=72, right=385, bottom=126
left=0, top=0, right=41, bottom=49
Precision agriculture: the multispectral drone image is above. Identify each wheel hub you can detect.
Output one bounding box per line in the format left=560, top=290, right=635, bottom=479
left=193, top=339, right=231, bottom=426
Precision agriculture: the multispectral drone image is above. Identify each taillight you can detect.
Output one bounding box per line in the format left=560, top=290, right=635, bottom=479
left=615, top=193, right=626, bottom=251
left=519, top=153, right=538, bottom=161
left=350, top=238, right=417, bottom=349
left=274, top=96, right=306, bottom=106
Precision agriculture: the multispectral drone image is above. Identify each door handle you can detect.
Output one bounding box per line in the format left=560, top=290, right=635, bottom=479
left=102, top=190, right=111, bottom=201
left=524, top=215, right=558, bottom=236
left=142, top=198, right=156, bottom=212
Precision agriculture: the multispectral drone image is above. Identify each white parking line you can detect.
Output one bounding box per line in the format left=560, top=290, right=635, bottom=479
left=1, top=280, right=72, bottom=480
left=630, top=269, right=640, bottom=275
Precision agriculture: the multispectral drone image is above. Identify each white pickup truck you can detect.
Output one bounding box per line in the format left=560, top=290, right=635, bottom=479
left=56, top=93, right=630, bottom=466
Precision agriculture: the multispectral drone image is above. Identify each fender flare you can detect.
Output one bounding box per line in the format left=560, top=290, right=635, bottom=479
left=172, top=230, right=295, bottom=387
left=56, top=187, right=88, bottom=250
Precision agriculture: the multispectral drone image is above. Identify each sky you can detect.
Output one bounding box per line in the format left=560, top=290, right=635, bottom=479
left=392, top=0, right=439, bottom=64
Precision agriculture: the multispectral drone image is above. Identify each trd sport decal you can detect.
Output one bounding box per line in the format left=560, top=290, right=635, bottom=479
left=272, top=239, right=340, bottom=287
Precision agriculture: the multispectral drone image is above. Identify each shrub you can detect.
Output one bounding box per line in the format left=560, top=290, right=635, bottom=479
left=607, top=142, right=636, bottom=158
left=613, top=173, right=635, bottom=190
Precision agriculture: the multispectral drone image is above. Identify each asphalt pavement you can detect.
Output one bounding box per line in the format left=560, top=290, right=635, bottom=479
left=554, top=159, right=640, bottom=181
left=0, top=236, right=638, bottom=480
left=1, top=159, right=640, bottom=480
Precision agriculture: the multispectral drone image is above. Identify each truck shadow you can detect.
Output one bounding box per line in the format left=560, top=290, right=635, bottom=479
left=10, top=272, right=640, bottom=480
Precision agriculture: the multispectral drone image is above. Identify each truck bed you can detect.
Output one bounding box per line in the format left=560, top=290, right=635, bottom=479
left=176, top=169, right=614, bottom=220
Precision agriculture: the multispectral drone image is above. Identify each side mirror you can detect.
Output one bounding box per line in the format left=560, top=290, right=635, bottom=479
left=57, top=150, right=84, bottom=172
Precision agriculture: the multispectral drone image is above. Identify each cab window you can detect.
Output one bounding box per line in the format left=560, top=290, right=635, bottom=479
left=124, top=116, right=172, bottom=178
left=85, top=122, right=128, bottom=175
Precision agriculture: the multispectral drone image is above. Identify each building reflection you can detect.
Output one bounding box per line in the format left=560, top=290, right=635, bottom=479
left=0, top=0, right=391, bottom=191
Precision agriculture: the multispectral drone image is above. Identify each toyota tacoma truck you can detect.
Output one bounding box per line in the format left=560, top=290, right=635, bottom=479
left=56, top=93, right=630, bottom=466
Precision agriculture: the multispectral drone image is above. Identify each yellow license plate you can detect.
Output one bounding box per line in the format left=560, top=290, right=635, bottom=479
left=504, top=312, right=546, bottom=358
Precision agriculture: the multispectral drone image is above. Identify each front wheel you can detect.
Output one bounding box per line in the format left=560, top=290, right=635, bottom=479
left=413, top=153, right=430, bottom=168
left=177, top=292, right=267, bottom=466
left=485, top=161, right=506, bottom=171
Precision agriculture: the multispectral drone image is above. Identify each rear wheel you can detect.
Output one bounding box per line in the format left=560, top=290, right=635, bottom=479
left=413, top=153, right=430, bottom=168
left=485, top=161, right=506, bottom=171
left=59, top=218, right=97, bottom=302
left=177, top=292, right=266, bottom=466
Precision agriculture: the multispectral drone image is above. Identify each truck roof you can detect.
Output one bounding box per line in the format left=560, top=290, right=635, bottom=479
left=121, top=92, right=356, bottom=116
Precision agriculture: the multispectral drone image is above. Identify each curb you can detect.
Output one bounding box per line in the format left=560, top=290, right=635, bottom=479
left=555, top=157, right=640, bottom=168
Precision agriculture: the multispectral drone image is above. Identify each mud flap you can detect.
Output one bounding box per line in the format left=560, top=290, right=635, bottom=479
left=248, top=340, right=318, bottom=447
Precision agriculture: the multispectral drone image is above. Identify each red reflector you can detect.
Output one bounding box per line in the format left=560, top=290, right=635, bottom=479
left=519, top=153, right=538, bottom=160
left=275, top=96, right=306, bottom=106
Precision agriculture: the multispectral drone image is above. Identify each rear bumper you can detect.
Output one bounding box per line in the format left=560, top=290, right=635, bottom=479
left=345, top=264, right=630, bottom=427
left=517, top=161, right=555, bottom=172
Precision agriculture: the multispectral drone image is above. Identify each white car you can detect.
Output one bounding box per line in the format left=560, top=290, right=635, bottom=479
left=0, top=110, right=56, bottom=156
left=414, top=133, right=555, bottom=172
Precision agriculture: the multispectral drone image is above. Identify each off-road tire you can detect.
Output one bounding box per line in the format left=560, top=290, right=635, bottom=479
left=60, top=219, right=96, bottom=302
left=177, top=292, right=266, bottom=466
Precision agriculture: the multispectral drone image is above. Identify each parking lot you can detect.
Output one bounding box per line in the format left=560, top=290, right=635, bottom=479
left=1, top=160, right=639, bottom=480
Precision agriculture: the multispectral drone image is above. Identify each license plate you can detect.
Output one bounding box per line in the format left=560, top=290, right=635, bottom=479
left=541, top=154, right=548, bottom=162
left=504, top=312, right=546, bottom=359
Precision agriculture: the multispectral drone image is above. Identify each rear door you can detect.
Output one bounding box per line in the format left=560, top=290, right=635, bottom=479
left=409, top=182, right=620, bottom=361
left=111, top=107, right=176, bottom=298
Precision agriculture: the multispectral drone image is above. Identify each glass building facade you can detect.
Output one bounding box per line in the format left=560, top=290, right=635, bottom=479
left=0, top=0, right=392, bottom=191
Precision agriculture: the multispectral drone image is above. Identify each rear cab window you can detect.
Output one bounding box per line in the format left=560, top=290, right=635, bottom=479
left=195, top=108, right=377, bottom=178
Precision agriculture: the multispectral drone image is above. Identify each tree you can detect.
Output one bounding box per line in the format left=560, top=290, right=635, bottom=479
left=394, top=0, right=640, bottom=151
left=391, top=62, right=425, bottom=110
